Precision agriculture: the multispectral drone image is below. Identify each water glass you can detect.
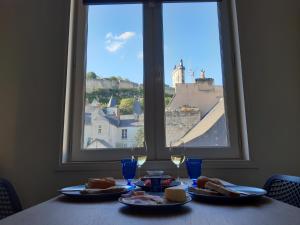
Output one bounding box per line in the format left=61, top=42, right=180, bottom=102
left=185, top=158, right=202, bottom=186
left=121, top=159, right=137, bottom=186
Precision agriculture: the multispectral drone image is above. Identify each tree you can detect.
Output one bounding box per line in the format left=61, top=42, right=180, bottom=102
left=135, top=127, right=144, bottom=147
left=165, top=96, right=172, bottom=106
left=119, top=98, right=134, bottom=114
left=86, top=72, right=98, bottom=80
left=108, top=76, right=119, bottom=81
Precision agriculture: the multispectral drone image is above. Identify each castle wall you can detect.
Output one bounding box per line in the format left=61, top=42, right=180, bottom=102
left=86, top=79, right=139, bottom=92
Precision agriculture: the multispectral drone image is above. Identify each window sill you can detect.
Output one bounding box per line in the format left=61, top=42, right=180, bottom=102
left=55, top=159, right=258, bottom=172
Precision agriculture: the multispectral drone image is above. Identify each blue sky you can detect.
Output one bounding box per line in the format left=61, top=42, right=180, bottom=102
left=86, top=3, right=223, bottom=86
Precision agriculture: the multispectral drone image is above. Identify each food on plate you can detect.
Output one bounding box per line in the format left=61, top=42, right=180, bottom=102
left=144, top=179, right=151, bottom=187
left=86, top=177, right=116, bottom=189
left=188, top=186, right=219, bottom=196
left=132, top=191, right=146, bottom=196
left=164, top=185, right=187, bottom=202
left=143, top=178, right=173, bottom=187
left=204, top=181, right=240, bottom=198
left=81, top=186, right=126, bottom=194
left=162, top=179, right=173, bottom=186
left=197, top=176, right=223, bottom=188
left=191, top=176, right=241, bottom=198
left=121, top=191, right=165, bottom=205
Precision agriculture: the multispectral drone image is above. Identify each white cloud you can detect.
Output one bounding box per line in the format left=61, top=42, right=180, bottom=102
left=105, top=32, right=113, bottom=39
left=137, top=51, right=143, bottom=60
left=106, top=42, right=123, bottom=53
left=105, top=31, right=135, bottom=53
left=115, top=32, right=135, bottom=41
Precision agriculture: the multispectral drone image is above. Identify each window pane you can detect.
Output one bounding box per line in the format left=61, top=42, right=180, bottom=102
left=83, top=4, right=144, bottom=149
left=163, top=3, right=229, bottom=147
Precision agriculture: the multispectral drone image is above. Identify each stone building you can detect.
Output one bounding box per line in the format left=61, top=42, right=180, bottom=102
left=166, top=60, right=228, bottom=147
left=172, top=59, right=185, bottom=88
left=84, top=97, right=143, bottom=149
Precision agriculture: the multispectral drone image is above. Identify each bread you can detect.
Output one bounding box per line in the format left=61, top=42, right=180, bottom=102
left=197, top=176, right=223, bottom=188
left=197, top=176, right=210, bottom=188
left=188, top=186, right=219, bottom=196
left=204, top=181, right=240, bottom=198
left=164, top=185, right=187, bottom=202
left=87, top=177, right=116, bottom=189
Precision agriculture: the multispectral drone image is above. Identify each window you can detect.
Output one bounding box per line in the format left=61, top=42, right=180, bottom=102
left=121, top=129, right=128, bottom=139
left=163, top=3, right=227, bottom=148
left=63, top=0, right=247, bottom=162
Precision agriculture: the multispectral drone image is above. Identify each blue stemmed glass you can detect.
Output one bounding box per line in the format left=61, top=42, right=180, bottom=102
left=185, top=158, right=202, bottom=186
left=121, top=159, right=137, bottom=186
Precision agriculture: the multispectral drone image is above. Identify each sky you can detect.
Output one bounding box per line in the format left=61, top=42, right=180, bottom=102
left=86, top=2, right=223, bottom=86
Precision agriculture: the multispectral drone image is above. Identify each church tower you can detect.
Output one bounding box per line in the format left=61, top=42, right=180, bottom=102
left=172, top=59, right=185, bottom=88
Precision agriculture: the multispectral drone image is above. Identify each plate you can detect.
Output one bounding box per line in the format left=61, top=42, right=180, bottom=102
left=59, top=185, right=134, bottom=200
left=189, top=185, right=267, bottom=203
left=119, top=193, right=192, bottom=209
left=134, top=179, right=181, bottom=191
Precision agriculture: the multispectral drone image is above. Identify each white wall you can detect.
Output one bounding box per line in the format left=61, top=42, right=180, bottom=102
left=0, top=0, right=300, bottom=208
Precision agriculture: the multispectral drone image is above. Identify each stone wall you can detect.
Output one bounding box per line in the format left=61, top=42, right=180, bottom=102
left=185, top=115, right=228, bottom=147
left=86, top=79, right=139, bottom=92
left=165, top=110, right=201, bottom=144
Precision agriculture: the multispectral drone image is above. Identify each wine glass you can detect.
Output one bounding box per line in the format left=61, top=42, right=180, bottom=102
left=121, top=159, right=137, bottom=186
left=131, top=141, right=148, bottom=180
left=169, top=140, right=185, bottom=182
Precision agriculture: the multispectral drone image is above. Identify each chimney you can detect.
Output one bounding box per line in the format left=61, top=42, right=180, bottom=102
left=200, top=69, right=205, bottom=79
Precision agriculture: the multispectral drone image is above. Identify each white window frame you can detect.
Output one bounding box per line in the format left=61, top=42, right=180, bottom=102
left=62, top=0, right=249, bottom=163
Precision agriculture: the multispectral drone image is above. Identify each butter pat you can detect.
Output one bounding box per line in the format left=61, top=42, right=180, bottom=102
left=164, top=185, right=187, bottom=202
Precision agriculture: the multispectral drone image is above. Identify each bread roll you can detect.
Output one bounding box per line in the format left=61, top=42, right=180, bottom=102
left=87, top=177, right=116, bottom=189
left=197, top=176, right=210, bottom=188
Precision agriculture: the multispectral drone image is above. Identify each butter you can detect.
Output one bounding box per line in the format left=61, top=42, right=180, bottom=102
left=164, top=185, right=187, bottom=202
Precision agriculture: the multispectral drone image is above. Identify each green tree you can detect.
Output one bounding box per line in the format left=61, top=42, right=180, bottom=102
left=165, top=96, right=172, bottom=106
left=86, top=72, right=98, bottom=80
left=108, top=76, right=119, bottom=81
left=135, top=127, right=144, bottom=147
left=139, top=98, right=144, bottom=110
left=119, top=98, right=134, bottom=114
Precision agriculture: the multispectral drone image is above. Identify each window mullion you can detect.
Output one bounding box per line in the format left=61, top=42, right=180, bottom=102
left=143, top=2, right=165, bottom=160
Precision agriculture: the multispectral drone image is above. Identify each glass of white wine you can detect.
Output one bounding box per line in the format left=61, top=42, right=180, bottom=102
left=169, top=140, right=185, bottom=181
left=131, top=141, right=148, bottom=180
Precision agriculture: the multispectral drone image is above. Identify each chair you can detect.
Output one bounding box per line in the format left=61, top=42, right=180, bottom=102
left=0, top=178, right=22, bottom=220
left=264, top=174, right=300, bottom=208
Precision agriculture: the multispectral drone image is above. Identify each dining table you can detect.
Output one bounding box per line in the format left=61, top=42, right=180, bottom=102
left=0, top=179, right=299, bottom=225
